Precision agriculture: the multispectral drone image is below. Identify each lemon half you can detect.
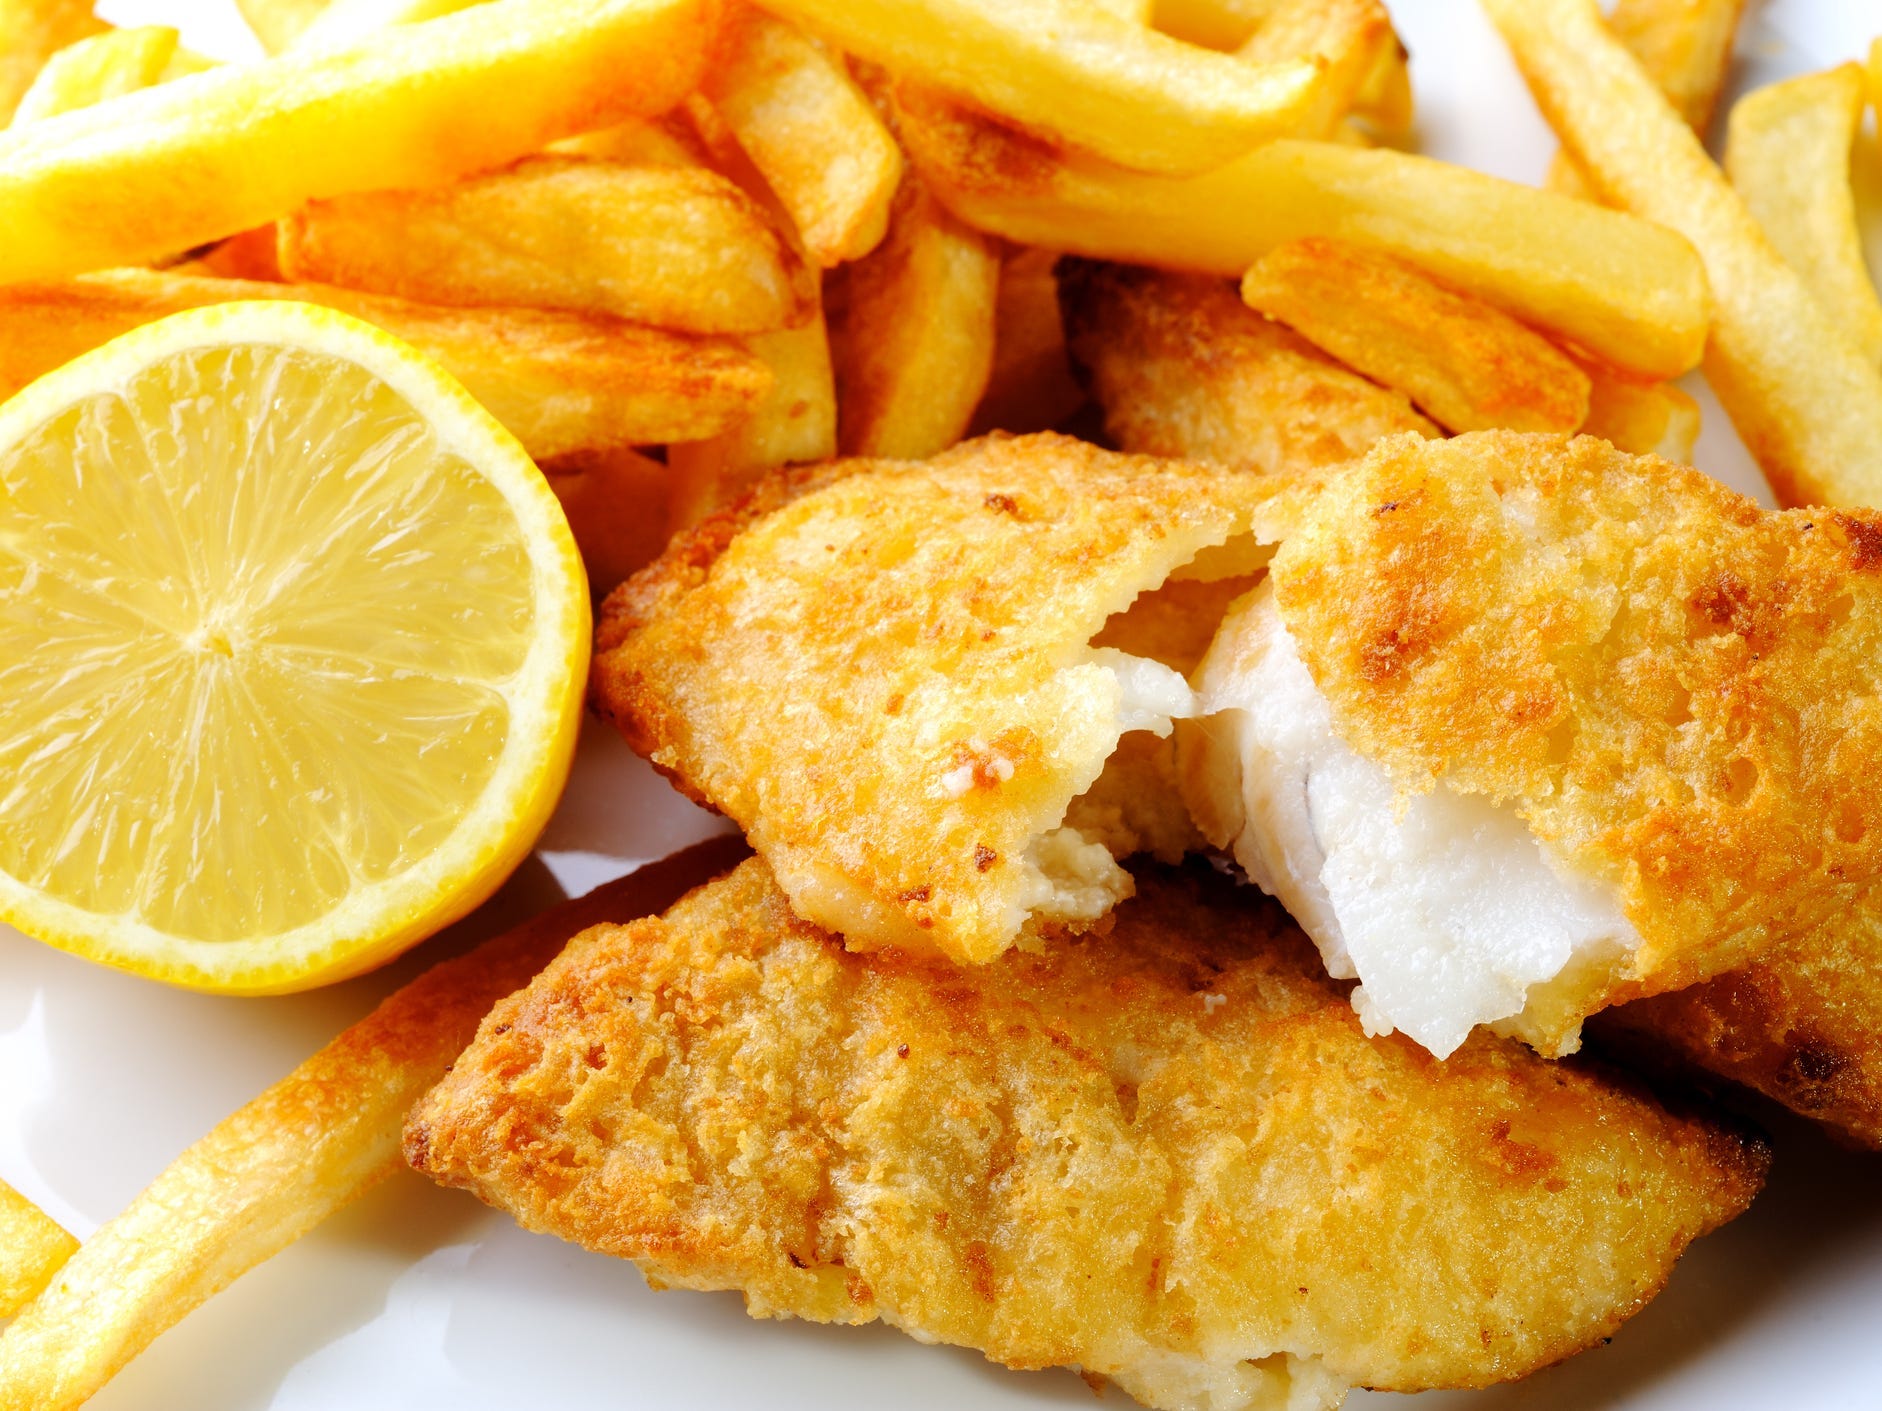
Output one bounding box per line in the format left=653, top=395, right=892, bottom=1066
left=0, top=302, right=589, bottom=992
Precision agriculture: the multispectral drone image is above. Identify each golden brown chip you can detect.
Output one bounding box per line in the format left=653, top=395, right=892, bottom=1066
left=0, top=0, right=106, bottom=125
left=0, top=839, right=749, bottom=1411
left=279, top=155, right=817, bottom=336
left=966, top=246, right=1086, bottom=437
left=592, top=433, right=1287, bottom=964
left=408, top=855, right=1766, bottom=1411
left=1483, top=0, right=1882, bottom=508
left=1241, top=238, right=1592, bottom=435
left=0, top=269, right=770, bottom=459
left=1547, top=0, right=1745, bottom=199
left=700, top=4, right=903, bottom=267
left=896, top=85, right=1709, bottom=381
left=1267, top=430, right=1882, bottom=1051
left=1059, top=259, right=1436, bottom=471
left=540, top=446, right=675, bottom=599
left=0, top=1181, right=75, bottom=1319
left=829, top=171, right=1001, bottom=459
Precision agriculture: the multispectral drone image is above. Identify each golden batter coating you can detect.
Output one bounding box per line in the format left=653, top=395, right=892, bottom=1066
left=1057, top=258, right=1438, bottom=473
left=407, top=857, right=1767, bottom=1411
left=592, top=433, right=1282, bottom=963
left=1598, top=923, right=1882, bottom=1149
left=1272, top=430, right=1882, bottom=1051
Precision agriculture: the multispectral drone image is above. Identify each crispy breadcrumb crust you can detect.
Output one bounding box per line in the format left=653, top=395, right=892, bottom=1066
left=407, top=857, right=1766, bottom=1409
left=1598, top=918, right=1882, bottom=1149
left=591, top=433, right=1284, bottom=963
left=1058, top=259, right=1438, bottom=472
left=1274, top=431, right=1882, bottom=1051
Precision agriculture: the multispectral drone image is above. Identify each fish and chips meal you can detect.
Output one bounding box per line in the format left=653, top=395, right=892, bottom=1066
left=0, top=0, right=1878, bottom=1407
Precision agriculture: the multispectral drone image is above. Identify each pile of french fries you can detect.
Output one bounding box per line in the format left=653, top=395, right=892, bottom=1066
left=2, top=0, right=1881, bottom=1405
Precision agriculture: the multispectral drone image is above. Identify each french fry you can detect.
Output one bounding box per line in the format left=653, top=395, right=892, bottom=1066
left=10, top=26, right=179, bottom=124
left=0, top=0, right=718, bottom=283
left=748, top=0, right=1319, bottom=175
left=0, top=1181, right=75, bottom=1320
left=701, top=5, right=903, bottom=267
left=1148, top=0, right=1272, bottom=51
left=191, top=225, right=284, bottom=282
left=0, top=0, right=104, bottom=125
left=1241, top=238, right=1592, bottom=434
left=550, top=113, right=711, bottom=166
left=829, top=173, right=1000, bottom=458
left=668, top=309, right=836, bottom=527
left=1727, top=64, right=1882, bottom=368
left=541, top=447, right=677, bottom=597
left=280, top=156, right=815, bottom=336
left=1349, top=20, right=1412, bottom=137
left=897, top=87, right=1710, bottom=381
left=1578, top=360, right=1701, bottom=462
left=1483, top=0, right=1882, bottom=508
left=1058, top=258, right=1437, bottom=472
left=1236, top=0, right=1403, bottom=140
left=968, top=246, right=1086, bottom=436
left=0, top=838, right=748, bottom=1411
left=0, top=269, right=770, bottom=458
left=1547, top=0, right=1746, bottom=200
left=292, top=0, right=479, bottom=51
left=234, top=0, right=334, bottom=52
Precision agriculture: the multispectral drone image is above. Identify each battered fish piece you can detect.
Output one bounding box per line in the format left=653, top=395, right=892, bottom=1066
left=1184, top=431, right=1882, bottom=1058
left=1597, top=927, right=1882, bottom=1149
left=406, top=857, right=1767, bottom=1411
left=1057, top=258, right=1438, bottom=473
left=592, top=433, right=1280, bottom=963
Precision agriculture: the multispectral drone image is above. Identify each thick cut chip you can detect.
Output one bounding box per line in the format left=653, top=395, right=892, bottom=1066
left=1726, top=64, right=1882, bottom=368
left=0, top=1180, right=74, bottom=1318
left=408, top=855, right=1767, bottom=1411
left=1482, top=0, right=1882, bottom=508
left=0, top=302, right=589, bottom=991
left=1577, top=359, right=1701, bottom=461
left=1059, top=259, right=1436, bottom=472
left=1547, top=0, right=1745, bottom=199
left=279, top=156, right=814, bottom=336
left=667, top=307, right=836, bottom=528
left=0, top=0, right=716, bottom=281
left=541, top=447, right=675, bottom=598
left=748, top=0, right=1319, bottom=175
left=897, top=89, right=1709, bottom=380
left=701, top=4, right=903, bottom=267
left=0, top=839, right=748, bottom=1411
left=1235, top=0, right=1404, bottom=140
left=1183, top=431, right=1882, bottom=1057
left=10, top=25, right=179, bottom=124
left=0, top=0, right=104, bottom=125
left=592, top=433, right=1282, bottom=963
left=1241, top=239, right=1591, bottom=435
left=0, top=269, right=770, bottom=459
left=829, top=173, right=1000, bottom=459
left=967, top=246, right=1086, bottom=437
left=235, top=0, right=333, bottom=52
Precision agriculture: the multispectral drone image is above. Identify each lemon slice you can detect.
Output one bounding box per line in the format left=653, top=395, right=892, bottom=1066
left=0, top=302, right=589, bottom=993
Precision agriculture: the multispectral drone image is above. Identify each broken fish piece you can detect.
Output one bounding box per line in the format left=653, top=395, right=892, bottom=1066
left=591, top=432, right=1279, bottom=963
left=1185, top=430, right=1882, bottom=1057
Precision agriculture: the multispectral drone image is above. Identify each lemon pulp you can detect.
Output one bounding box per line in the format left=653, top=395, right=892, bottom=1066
left=0, top=308, right=587, bottom=990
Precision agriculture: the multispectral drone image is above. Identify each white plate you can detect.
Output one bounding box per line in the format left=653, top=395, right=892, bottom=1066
left=5, top=3, right=1881, bottom=1407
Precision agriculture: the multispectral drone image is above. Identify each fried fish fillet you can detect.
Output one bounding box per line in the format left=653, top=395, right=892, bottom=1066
left=591, top=432, right=1281, bottom=964
left=406, top=856, right=1767, bottom=1411
left=1183, top=430, right=1882, bottom=1058
left=1597, top=925, right=1882, bottom=1149
left=1057, top=258, right=1438, bottom=473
